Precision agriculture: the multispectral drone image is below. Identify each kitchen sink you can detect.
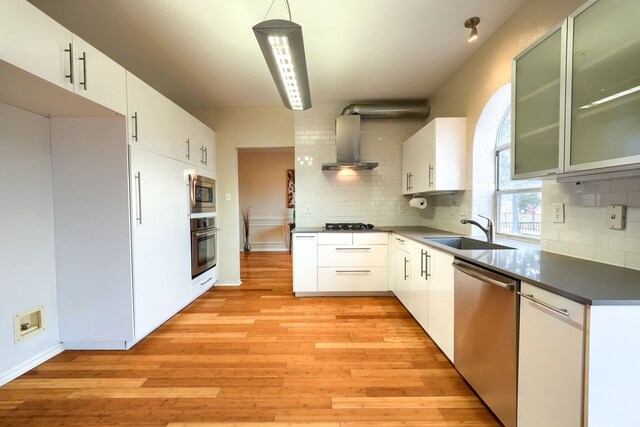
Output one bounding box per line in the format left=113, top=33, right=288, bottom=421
left=425, top=237, right=515, bottom=250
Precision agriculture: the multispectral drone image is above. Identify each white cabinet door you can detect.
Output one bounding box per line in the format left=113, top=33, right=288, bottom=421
left=202, top=126, right=216, bottom=174
left=71, top=34, right=126, bottom=115
left=407, top=241, right=428, bottom=329
left=126, top=72, right=171, bottom=157
left=187, top=114, right=204, bottom=167
left=170, top=103, right=191, bottom=163
left=0, top=0, right=73, bottom=91
left=130, top=147, right=174, bottom=340
left=171, top=159, right=193, bottom=310
left=517, top=282, right=584, bottom=427
left=293, top=233, right=317, bottom=292
left=427, top=247, right=454, bottom=361
left=401, top=134, right=421, bottom=195
left=392, top=237, right=412, bottom=309
left=317, top=245, right=388, bottom=267
left=423, top=118, right=467, bottom=192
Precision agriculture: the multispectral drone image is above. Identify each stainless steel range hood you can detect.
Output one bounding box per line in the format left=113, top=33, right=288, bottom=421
left=321, top=102, right=430, bottom=171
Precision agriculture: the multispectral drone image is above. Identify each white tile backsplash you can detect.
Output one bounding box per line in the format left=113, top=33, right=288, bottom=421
left=541, top=178, right=640, bottom=270
left=294, top=104, right=425, bottom=227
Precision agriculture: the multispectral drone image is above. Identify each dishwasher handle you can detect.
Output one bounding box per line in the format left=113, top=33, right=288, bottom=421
left=452, top=261, right=516, bottom=290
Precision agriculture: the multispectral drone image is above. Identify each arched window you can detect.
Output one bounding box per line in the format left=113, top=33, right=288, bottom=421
left=495, top=107, right=542, bottom=239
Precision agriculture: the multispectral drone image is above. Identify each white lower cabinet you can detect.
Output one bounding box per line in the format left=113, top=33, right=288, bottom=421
left=318, top=267, right=388, bottom=292
left=517, top=282, right=585, bottom=427
left=392, top=234, right=412, bottom=307
left=293, top=233, right=318, bottom=293
left=171, top=159, right=193, bottom=310
left=426, top=247, right=454, bottom=361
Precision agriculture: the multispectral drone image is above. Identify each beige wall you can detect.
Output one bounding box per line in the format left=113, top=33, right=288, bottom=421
left=189, top=106, right=294, bottom=283
left=238, top=148, right=294, bottom=251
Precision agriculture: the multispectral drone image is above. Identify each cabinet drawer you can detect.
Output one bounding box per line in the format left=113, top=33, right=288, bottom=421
left=520, top=282, right=585, bottom=326
left=318, top=245, right=389, bottom=267
left=317, top=232, right=352, bottom=245
left=318, top=267, right=389, bottom=292
left=353, top=232, right=388, bottom=245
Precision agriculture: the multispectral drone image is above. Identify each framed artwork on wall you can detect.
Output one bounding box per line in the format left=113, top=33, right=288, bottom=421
left=287, top=169, right=295, bottom=208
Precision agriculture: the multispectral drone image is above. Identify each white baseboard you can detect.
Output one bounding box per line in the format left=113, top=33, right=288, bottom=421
left=0, top=343, right=65, bottom=386
left=63, top=341, right=127, bottom=350
left=215, top=281, right=242, bottom=286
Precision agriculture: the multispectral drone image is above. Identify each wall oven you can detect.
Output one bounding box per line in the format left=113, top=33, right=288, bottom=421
left=190, top=175, right=216, bottom=213
left=191, top=216, right=217, bottom=278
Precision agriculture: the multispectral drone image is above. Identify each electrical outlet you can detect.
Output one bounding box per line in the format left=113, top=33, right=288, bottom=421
left=459, top=204, right=468, bottom=217
left=607, top=205, right=626, bottom=230
left=552, top=203, right=565, bottom=223
left=305, top=204, right=311, bottom=214
left=225, top=193, right=231, bottom=202
left=450, top=204, right=456, bottom=216
left=398, top=203, right=405, bottom=214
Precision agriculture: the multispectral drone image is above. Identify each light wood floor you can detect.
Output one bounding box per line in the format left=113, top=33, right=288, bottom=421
left=0, top=252, right=499, bottom=426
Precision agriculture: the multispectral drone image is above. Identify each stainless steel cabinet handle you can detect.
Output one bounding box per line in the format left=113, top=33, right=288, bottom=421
left=64, top=43, right=74, bottom=83
left=134, top=172, right=142, bottom=224
left=79, top=51, right=87, bottom=90
left=425, top=253, right=431, bottom=278
left=452, top=262, right=516, bottom=290
left=395, top=237, right=405, bottom=243
left=200, top=146, right=205, bottom=164
left=131, top=112, right=138, bottom=142
left=406, top=173, right=409, bottom=191
left=429, top=164, right=434, bottom=187
left=404, top=257, right=409, bottom=280
left=204, top=147, right=208, bottom=165
left=336, top=269, right=371, bottom=273
left=420, top=249, right=425, bottom=277
left=517, top=292, right=570, bottom=317
left=408, top=172, right=413, bottom=191
left=335, top=247, right=371, bottom=251
left=295, top=235, right=315, bottom=239
left=185, top=139, right=190, bottom=159
left=195, top=230, right=217, bottom=238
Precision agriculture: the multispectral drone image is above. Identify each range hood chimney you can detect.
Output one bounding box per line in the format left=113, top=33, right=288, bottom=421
left=322, top=102, right=430, bottom=171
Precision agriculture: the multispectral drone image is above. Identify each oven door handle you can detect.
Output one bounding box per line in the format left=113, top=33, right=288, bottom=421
left=195, top=230, right=217, bottom=238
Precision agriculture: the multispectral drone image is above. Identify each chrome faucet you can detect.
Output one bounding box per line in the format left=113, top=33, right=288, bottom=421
left=461, top=214, right=495, bottom=243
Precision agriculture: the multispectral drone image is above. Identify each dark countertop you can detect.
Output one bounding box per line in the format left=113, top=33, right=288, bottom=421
left=293, top=226, right=640, bottom=305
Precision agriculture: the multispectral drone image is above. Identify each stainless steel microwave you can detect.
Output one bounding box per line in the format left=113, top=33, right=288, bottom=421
left=190, top=175, right=216, bottom=213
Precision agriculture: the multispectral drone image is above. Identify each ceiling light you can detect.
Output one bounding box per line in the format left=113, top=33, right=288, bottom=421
left=465, top=17, right=480, bottom=43
left=253, top=1, right=311, bottom=111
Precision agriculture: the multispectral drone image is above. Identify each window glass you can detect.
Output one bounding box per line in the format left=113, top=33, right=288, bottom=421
left=495, top=108, right=541, bottom=239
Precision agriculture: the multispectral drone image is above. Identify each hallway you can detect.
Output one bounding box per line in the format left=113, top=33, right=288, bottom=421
left=0, top=252, right=497, bottom=426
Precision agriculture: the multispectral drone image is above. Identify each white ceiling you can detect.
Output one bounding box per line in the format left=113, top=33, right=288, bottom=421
left=29, top=0, right=525, bottom=109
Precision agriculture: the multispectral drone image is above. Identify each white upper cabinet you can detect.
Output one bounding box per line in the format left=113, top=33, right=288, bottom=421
left=420, top=118, right=467, bottom=192
left=126, top=71, right=172, bottom=157
left=202, top=125, right=216, bottom=174
left=566, top=0, right=640, bottom=172
left=512, top=21, right=566, bottom=179
left=401, top=133, right=421, bottom=195
left=71, top=34, right=126, bottom=115
left=0, top=0, right=73, bottom=91
left=401, top=117, right=466, bottom=194
left=170, top=102, right=191, bottom=163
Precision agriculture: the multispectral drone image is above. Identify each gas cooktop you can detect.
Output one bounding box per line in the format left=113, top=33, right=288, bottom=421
left=324, top=222, right=377, bottom=231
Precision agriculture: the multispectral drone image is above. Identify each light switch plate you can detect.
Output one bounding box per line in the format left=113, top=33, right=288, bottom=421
left=607, top=205, right=626, bottom=230
left=552, top=203, right=565, bottom=223
left=225, top=193, right=231, bottom=202
left=398, top=203, right=405, bottom=214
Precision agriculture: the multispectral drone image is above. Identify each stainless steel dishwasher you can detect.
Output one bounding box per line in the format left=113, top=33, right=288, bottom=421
left=453, top=259, right=518, bottom=427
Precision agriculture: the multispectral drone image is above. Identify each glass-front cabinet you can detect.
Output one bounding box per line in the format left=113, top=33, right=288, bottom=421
left=512, top=21, right=566, bottom=178
left=566, top=0, right=640, bottom=171
left=512, top=0, right=640, bottom=179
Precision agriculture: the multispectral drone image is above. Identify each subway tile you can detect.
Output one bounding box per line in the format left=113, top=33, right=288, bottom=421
left=566, top=243, right=595, bottom=260
left=625, top=253, right=640, bottom=271
left=628, top=192, right=640, bottom=207
left=611, top=177, right=640, bottom=192
left=594, top=248, right=626, bottom=267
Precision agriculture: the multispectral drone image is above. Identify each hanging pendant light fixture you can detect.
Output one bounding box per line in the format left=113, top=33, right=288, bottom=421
left=464, top=17, right=480, bottom=43
left=253, top=0, right=311, bottom=111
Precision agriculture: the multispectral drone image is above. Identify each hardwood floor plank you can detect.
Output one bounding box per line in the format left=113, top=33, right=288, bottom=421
left=0, top=252, right=497, bottom=425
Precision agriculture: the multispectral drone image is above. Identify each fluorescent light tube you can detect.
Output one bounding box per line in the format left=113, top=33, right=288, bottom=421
left=579, top=85, right=640, bottom=109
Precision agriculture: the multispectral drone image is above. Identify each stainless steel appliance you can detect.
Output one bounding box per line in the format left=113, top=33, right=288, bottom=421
left=453, top=259, right=518, bottom=427
left=324, top=222, right=376, bottom=231
left=190, top=175, right=216, bottom=213
left=191, top=215, right=217, bottom=278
